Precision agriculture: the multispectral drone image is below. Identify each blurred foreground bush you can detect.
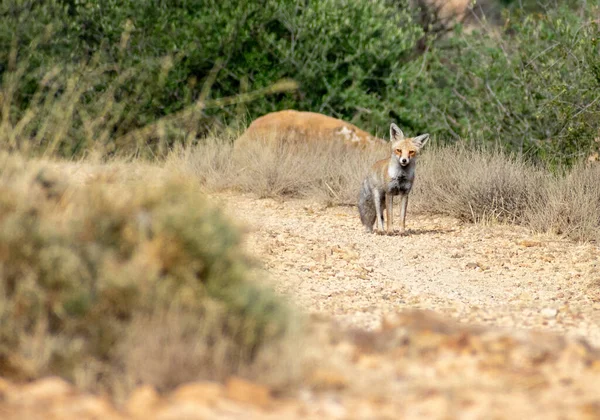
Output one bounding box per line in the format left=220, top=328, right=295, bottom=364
left=0, top=155, right=292, bottom=397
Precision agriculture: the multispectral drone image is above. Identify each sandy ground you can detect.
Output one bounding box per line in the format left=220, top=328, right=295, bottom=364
left=219, top=192, right=600, bottom=346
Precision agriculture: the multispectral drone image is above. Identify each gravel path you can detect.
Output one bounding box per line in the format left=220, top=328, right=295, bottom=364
left=220, top=193, right=600, bottom=345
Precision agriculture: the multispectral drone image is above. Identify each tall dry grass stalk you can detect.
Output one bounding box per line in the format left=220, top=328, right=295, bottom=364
left=525, top=163, right=600, bottom=242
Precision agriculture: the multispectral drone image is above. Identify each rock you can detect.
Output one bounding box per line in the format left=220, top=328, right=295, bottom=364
left=0, top=377, right=12, bottom=399
left=170, top=381, right=223, bottom=406
left=225, top=377, right=272, bottom=409
left=125, top=385, right=160, bottom=417
left=541, top=308, right=558, bottom=319
left=155, top=401, right=215, bottom=420
left=319, top=396, right=347, bottom=418
left=465, top=262, right=480, bottom=270
left=580, top=401, right=600, bottom=420
left=518, top=240, right=542, bottom=247
left=10, top=377, right=74, bottom=405
left=50, top=395, right=123, bottom=420
left=308, top=368, right=348, bottom=391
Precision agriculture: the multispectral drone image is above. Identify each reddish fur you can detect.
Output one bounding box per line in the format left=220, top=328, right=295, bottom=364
left=392, top=139, right=418, bottom=160
left=375, top=158, right=390, bottom=182
left=236, top=110, right=386, bottom=148
left=359, top=125, right=429, bottom=233
left=373, top=137, right=421, bottom=183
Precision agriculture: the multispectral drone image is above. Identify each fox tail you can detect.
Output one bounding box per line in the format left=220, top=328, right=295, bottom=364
left=358, top=179, right=376, bottom=232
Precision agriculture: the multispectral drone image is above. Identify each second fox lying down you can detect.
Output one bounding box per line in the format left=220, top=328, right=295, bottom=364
left=358, top=123, right=429, bottom=234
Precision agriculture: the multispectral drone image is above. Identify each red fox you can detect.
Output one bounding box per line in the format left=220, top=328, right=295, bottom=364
left=235, top=110, right=386, bottom=148
left=358, top=123, right=429, bottom=234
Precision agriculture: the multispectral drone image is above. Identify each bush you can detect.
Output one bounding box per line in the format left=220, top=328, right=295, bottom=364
left=0, top=0, right=422, bottom=157
left=411, top=144, right=547, bottom=223
left=0, top=154, right=293, bottom=397
left=412, top=145, right=600, bottom=242
left=526, top=162, right=600, bottom=242
left=399, top=3, right=600, bottom=166
left=4, top=1, right=599, bottom=166
left=235, top=0, right=422, bottom=131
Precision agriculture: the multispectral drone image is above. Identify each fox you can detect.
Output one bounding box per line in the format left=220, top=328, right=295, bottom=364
left=358, top=123, right=429, bottom=234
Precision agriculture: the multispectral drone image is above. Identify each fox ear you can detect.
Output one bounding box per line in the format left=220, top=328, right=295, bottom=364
left=390, top=123, right=404, bottom=141
left=413, top=133, right=429, bottom=149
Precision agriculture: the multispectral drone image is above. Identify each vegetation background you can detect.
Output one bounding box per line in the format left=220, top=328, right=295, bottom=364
left=2, top=0, right=600, bottom=165
left=1, top=0, right=600, bottom=400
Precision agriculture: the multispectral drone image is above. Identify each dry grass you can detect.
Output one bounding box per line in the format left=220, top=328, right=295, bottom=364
left=411, top=145, right=547, bottom=224
left=0, top=153, right=299, bottom=401
left=167, top=133, right=388, bottom=206
left=413, top=146, right=600, bottom=242
left=172, top=135, right=600, bottom=243
left=526, top=163, right=600, bottom=242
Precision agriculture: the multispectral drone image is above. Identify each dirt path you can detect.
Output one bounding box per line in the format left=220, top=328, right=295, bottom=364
left=219, top=192, right=600, bottom=345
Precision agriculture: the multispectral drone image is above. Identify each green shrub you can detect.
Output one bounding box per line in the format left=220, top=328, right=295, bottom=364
left=231, top=0, right=422, bottom=131
left=4, top=1, right=599, bottom=166
left=0, top=154, right=292, bottom=395
left=0, top=0, right=422, bottom=157
left=399, top=3, right=600, bottom=166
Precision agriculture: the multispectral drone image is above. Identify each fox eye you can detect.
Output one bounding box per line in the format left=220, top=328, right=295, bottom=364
left=409, top=151, right=416, bottom=157
left=395, top=149, right=401, bottom=154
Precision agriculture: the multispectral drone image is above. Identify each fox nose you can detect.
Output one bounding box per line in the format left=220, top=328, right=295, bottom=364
left=400, top=157, right=409, bottom=165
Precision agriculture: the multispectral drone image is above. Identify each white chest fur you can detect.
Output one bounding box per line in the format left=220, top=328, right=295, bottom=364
left=387, top=159, right=415, bottom=180
left=388, top=161, right=401, bottom=179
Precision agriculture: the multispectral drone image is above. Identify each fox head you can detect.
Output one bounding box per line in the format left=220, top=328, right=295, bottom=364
left=389, top=123, right=429, bottom=167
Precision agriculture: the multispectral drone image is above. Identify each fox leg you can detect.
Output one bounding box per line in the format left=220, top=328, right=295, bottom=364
left=374, top=190, right=384, bottom=232
left=399, top=194, right=409, bottom=233
left=386, top=195, right=393, bottom=233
